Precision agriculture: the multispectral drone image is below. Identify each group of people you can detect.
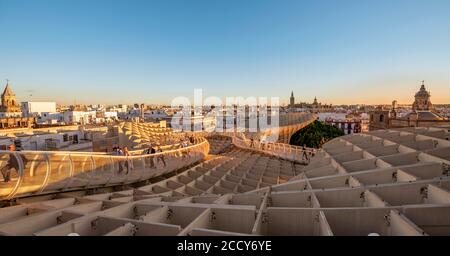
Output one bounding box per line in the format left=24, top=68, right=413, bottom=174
left=301, top=145, right=316, bottom=163
left=144, top=145, right=166, bottom=168
left=249, top=137, right=270, bottom=150
left=113, top=146, right=134, bottom=174
left=111, top=135, right=198, bottom=174
left=247, top=137, right=316, bottom=164
left=178, top=135, right=196, bottom=159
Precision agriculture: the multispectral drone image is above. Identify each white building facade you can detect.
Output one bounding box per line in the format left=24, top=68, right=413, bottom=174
left=63, top=111, right=97, bottom=125
left=0, top=130, right=89, bottom=151
left=21, top=102, right=57, bottom=117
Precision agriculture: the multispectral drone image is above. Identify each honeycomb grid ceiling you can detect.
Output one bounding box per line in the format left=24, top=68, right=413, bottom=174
left=0, top=126, right=449, bottom=236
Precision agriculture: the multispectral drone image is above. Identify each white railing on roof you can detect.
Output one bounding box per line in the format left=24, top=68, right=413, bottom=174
left=231, top=135, right=317, bottom=164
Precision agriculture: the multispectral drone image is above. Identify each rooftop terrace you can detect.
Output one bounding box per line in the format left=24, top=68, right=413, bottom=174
left=0, top=119, right=449, bottom=236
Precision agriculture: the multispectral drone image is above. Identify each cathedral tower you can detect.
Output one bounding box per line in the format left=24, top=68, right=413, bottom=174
left=0, top=81, right=21, bottom=113
left=290, top=91, right=295, bottom=109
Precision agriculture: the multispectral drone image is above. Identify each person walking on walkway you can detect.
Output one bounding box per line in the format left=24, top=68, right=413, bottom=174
left=145, top=145, right=156, bottom=168
left=179, top=139, right=188, bottom=159
left=302, top=144, right=309, bottom=162
left=156, top=147, right=166, bottom=167
left=123, top=147, right=133, bottom=174
left=1, top=144, right=19, bottom=182
left=115, top=147, right=124, bottom=173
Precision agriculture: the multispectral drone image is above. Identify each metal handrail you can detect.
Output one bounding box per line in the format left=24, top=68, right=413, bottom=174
left=0, top=138, right=209, bottom=200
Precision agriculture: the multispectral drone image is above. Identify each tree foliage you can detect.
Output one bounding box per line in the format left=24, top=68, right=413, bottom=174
left=289, top=120, right=345, bottom=148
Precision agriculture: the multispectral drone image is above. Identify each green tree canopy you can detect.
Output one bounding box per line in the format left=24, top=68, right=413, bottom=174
left=289, top=120, right=345, bottom=148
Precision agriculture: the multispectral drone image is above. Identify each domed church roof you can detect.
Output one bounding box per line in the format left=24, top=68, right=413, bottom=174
left=415, top=81, right=431, bottom=98
left=412, top=80, right=435, bottom=111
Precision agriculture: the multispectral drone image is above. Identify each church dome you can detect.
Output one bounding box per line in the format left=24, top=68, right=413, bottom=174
left=412, top=81, right=434, bottom=111
left=415, top=84, right=431, bottom=98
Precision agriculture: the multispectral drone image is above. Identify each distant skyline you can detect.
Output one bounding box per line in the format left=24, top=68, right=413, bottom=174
left=1, top=0, right=450, bottom=105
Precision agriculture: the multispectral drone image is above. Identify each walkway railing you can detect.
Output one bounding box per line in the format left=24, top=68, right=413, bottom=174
left=196, top=130, right=317, bottom=164
left=0, top=138, right=209, bottom=200
left=231, top=136, right=316, bottom=164
left=192, top=112, right=318, bottom=163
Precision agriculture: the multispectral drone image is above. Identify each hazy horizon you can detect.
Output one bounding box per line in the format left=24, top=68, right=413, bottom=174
left=1, top=0, right=450, bottom=105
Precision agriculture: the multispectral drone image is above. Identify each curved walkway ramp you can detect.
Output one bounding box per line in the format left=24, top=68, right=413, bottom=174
left=202, top=131, right=315, bottom=164
left=0, top=138, right=209, bottom=200
left=244, top=112, right=317, bottom=144
left=191, top=112, right=317, bottom=149
left=276, top=112, right=317, bottom=144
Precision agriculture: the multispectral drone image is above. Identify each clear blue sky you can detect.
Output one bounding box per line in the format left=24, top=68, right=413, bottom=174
left=1, top=0, right=450, bottom=105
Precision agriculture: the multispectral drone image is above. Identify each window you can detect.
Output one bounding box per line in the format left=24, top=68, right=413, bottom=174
left=73, top=135, right=78, bottom=144
left=379, top=115, right=384, bottom=122
left=63, top=134, right=68, bottom=142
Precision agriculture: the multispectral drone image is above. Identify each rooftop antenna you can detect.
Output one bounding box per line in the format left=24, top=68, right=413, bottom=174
left=27, top=90, right=35, bottom=101
left=420, top=80, right=426, bottom=90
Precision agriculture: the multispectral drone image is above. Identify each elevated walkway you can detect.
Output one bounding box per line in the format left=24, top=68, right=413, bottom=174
left=0, top=138, right=209, bottom=200
left=0, top=113, right=318, bottom=201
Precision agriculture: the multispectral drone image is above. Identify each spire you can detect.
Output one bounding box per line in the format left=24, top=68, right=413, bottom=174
left=2, top=80, right=14, bottom=97
left=420, top=80, right=426, bottom=90
left=291, top=91, right=294, bottom=97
